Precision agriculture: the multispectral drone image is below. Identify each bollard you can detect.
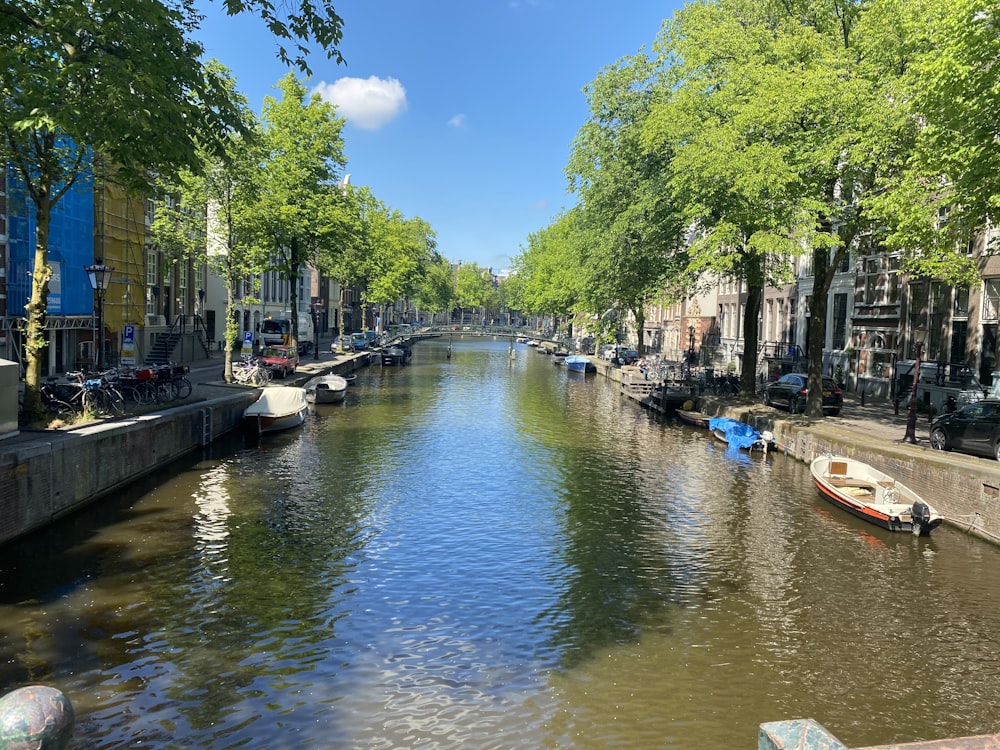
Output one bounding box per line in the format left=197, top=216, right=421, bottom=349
left=0, top=685, right=74, bottom=750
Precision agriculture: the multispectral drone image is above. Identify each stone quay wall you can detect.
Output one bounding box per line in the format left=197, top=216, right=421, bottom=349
left=0, top=388, right=257, bottom=546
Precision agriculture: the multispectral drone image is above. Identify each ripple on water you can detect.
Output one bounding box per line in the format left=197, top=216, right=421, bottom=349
left=4, top=341, right=1000, bottom=748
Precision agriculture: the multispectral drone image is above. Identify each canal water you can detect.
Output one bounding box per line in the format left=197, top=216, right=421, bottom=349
left=2, top=337, right=1000, bottom=749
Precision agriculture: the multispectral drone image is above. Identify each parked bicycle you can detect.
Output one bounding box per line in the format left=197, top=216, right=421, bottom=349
left=232, top=357, right=272, bottom=386
left=39, top=377, right=81, bottom=416
left=49, top=371, right=125, bottom=416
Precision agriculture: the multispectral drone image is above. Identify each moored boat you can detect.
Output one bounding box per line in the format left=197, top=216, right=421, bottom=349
left=564, top=354, right=595, bottom=373
left=243, top=386, right=309, bottom=434
left=303, top=374, right=348, bottom=404
left=709, top=417, right=773, bottom=452
left=676, top=409, right=710, bottom=428
left=381, top=346, right=406, bottom=366
left=810, top=454, right=943, bottom=535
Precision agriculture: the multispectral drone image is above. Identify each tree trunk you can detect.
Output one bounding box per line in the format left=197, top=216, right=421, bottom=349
left=22, top=190, right=53, bottom=414
left=288, top=236, right=300, bottom=354
left=739, top=250, right=765, bottom=398
left=807, top=241, right=832, bottom=418
left=739, top=282, right=763, bottom=398
left=633, top=306, right=647, bottom=356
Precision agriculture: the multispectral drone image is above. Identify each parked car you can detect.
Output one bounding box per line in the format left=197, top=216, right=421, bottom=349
left=617, top=348, right=639, bottom=365
left=930, top=400, right=1000, bottom=461
left=762, top=373, right=843, bottom=416
left=350, top=332, right=369, bottom=350
left=257, top=345, right=299, bottom=379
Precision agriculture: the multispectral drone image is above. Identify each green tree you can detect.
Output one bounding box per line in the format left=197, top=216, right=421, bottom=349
left=645, top=0, right=810, bottom=395
left=649, top=0, right=914, bottom=414
left=255, top=72, right=349, bottom=352
left=0, top=0, right=248, bottom=413
left=412, top=253, right=456, bottom=322
left=514, top=211, right=584, bottom=326
left=147, top=68, right=266, bottom=382
left=567, top=53, right=686, bottom=355
left=865, top=0, right=991, bottom=285
left=362, top=201, right=437, bottom=328
left=455, top=263, right=494, bottom=326
left=212, top=0, right=347, bottom=74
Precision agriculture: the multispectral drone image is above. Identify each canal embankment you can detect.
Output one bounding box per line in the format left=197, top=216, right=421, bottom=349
left=595, top=357, right=1000, bottom=546
left=0, top=347, right=374, bottom=547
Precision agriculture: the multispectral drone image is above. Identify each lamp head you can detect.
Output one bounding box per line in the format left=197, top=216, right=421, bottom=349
left=86, top=259, right=114, bottom=292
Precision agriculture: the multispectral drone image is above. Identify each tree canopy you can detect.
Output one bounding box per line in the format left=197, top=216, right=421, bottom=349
left=1, top=0, right=251, bottom=411
left=254, top=72, right=349, bottom=345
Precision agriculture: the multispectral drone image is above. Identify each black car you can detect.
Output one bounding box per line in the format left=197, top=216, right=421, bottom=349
left=762, top=373, right=843, bottom=416
left=930, top=399, right=1000, bottom=461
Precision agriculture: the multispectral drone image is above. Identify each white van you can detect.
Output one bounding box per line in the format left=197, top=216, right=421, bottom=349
left=261, top=312, right=315, bottom=355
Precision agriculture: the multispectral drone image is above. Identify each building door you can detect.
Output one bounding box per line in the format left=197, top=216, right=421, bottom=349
left=950, top=320, right=967, bottom=375
left=981, top=324, right=997, bottom=385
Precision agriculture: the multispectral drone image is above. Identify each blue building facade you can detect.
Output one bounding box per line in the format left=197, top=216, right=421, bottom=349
left=6, top=168, right=95, bottom=318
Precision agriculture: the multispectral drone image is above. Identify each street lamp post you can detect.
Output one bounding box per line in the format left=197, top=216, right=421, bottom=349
left=86, top=258, right=113, bottom=371
left=688, top=324, right=696, bottom=364
left=903, top=325, right=927, bottom=444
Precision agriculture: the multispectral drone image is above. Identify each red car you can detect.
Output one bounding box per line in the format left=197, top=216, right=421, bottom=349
left=257, top=345, right=299, bottom=379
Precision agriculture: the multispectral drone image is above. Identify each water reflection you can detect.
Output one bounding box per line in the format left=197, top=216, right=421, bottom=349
left=0, top=338, right=999, bottom=748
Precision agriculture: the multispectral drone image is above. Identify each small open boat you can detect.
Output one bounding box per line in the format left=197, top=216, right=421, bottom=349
left=810, top=454, right=943, bottom=535
left=709, top=417, right=773, bottom=452
left=303, top=374, right=348, bottom=404
left=243, top=386, right=308, bottom=434
left=676, top=409, right=710, bottom=428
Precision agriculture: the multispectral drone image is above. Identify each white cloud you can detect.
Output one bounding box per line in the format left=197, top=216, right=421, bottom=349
left=312, top=76, right=407, bottom=130
left=448, top=114, right=467, bottom=128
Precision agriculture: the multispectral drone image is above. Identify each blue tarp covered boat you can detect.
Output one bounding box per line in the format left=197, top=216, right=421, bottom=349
left=709, top=417, right=773, bottom=452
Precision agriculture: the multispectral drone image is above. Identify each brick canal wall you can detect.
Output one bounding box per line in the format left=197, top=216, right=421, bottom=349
left=701, top=399, right=1000, bottom=546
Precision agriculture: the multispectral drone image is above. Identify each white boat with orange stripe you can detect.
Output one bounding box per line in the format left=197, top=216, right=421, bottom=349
left=810, top=454, right=943, bottom=536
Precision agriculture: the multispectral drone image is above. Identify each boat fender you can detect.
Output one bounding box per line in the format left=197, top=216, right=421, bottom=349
left=760, top=430, right=774, bottom=444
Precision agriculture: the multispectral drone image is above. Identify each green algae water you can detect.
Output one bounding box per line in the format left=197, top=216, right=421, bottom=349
left=1, top=337, right=999, bottom=748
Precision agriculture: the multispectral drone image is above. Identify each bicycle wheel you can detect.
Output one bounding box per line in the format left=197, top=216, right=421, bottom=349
left=82, top=388, right=106, bottom=415
left=252, top=367, right=271, bottom=386
left=41, top=389, right=74, bottom=416
left=173, top=376, right=193, bottom=399
left=104, top=386, right=126, bottom=414
left=157, top=380, right=180, bottom=402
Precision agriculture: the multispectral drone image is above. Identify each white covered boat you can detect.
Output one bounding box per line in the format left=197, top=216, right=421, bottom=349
left=810, top=454, right=943, bottom=535
left=243, top=386, right=308, bottom=434
left=303, top=374, right=348, bottom=404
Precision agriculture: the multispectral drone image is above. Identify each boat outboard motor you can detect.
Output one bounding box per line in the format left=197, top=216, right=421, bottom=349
left=911, top=501, right=932, bottom=533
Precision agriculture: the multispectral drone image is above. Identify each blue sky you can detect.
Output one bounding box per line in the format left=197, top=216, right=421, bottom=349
left=195, top=1, right=673, bottom=272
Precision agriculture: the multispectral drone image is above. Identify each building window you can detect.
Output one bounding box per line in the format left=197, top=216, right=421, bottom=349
left=984, top=279, right=1000, bottom=322
left=146, top=248, right=157, bottom=316
left=178, top=264, right=188, bottom=315
left=832, top=293, right=847, bottom=349
left=954, top=287, right=969, bottom=318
